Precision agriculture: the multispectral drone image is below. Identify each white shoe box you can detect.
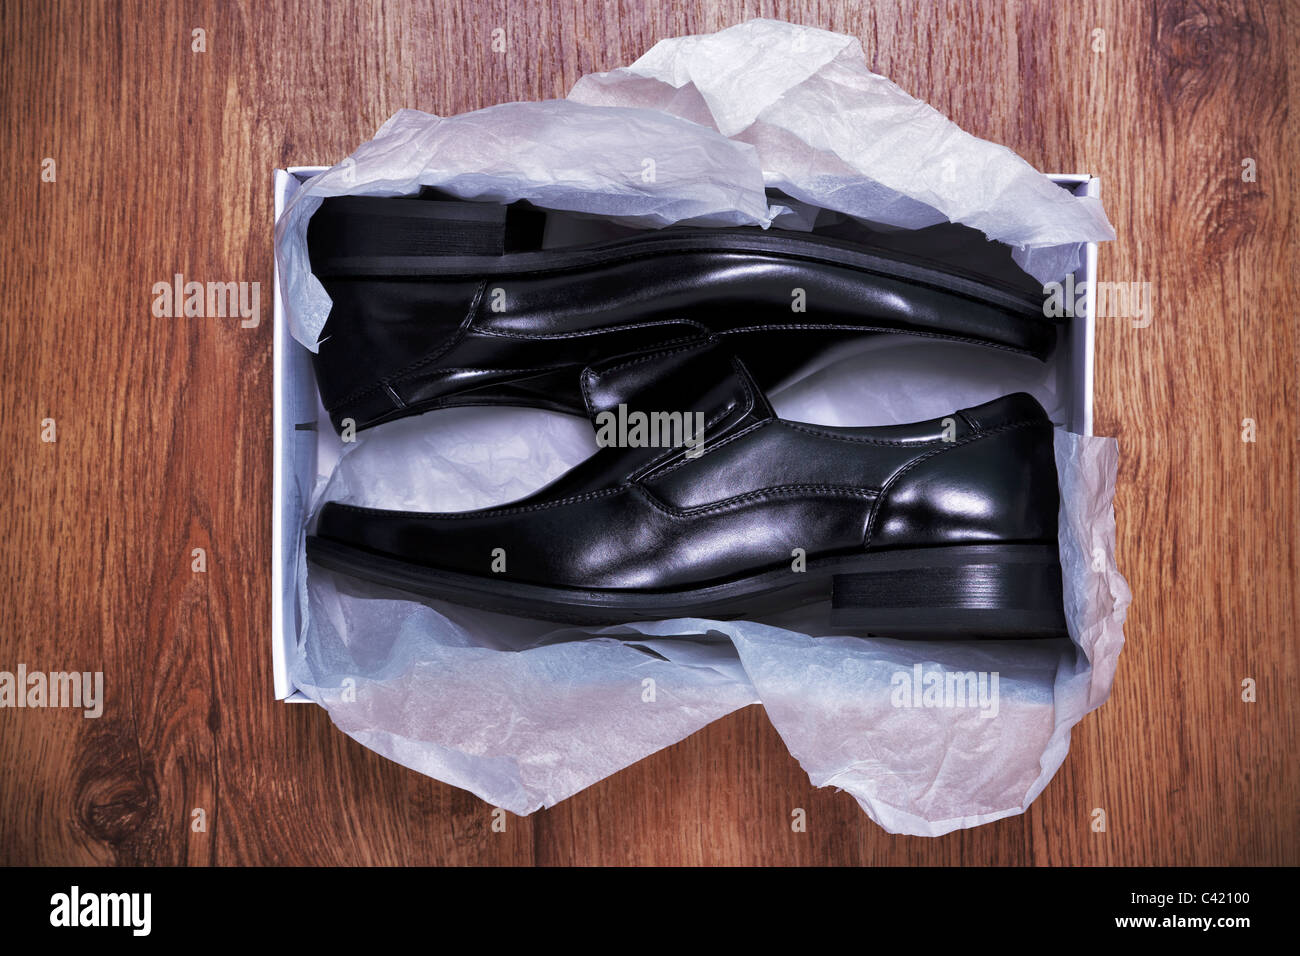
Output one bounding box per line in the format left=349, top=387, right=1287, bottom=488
left=271, top=168, right=1101, bottom=701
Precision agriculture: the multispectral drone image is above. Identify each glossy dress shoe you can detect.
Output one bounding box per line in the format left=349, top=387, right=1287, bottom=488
left=306, top=341, right=1067, bottom=638
left=307, top=192, right=1056, bottom=434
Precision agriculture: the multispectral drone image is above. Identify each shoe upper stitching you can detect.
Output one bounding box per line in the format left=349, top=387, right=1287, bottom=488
left=779, top=420, right=963, bottom=446
left=641, top=417, right=771, bottom=480
left=325, top=485, right=626, bottom=520
left=632, top=482, right=876, bottom=519
left=474, top=318, right=712, bottom=340
left=590, top=338, right=715, bottom=380
left=325, top=478, right=879, bottom=526
left=327, top=364, right=575, bottom=415
left=610, top=352, right=762, bottom=478
left=643, top=407, right=983, bottom=481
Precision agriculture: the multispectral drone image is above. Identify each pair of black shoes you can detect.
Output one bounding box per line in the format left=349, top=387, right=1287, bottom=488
left=304, top=192, right=1067, bottom=639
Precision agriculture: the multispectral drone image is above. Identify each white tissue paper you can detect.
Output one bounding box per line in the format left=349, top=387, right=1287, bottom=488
left=569, top=18, right=1116, bottom=283
left=280, top=19, right=1130, bottom=835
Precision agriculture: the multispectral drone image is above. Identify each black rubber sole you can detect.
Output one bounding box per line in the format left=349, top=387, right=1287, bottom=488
left=305, top=538, right=1068, bottom=640
left=308, top=195, right=1047, bottom=318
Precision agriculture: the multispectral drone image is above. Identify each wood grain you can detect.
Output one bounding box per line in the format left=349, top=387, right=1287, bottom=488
left=0, top=0, right=1294, bottom=866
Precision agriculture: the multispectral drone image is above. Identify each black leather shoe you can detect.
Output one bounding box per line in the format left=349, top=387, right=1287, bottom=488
left=306, top=341, right=1066, bottom=638
left=307, top=193, right=1056, bottom=434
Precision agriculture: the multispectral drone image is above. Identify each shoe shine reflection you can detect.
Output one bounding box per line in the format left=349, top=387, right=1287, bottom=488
left=308, top=342, right=1067, bottom=639
left=303, top=193, right=1069, bottom=638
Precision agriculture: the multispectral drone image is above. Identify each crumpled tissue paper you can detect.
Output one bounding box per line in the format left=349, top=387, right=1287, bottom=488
left=569, top=18, right=1116, bottom=282
left=280, top=19, right=1130, bottom=836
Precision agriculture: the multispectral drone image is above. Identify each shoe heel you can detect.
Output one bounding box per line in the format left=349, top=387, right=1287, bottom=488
left=830, top=544, right=1067, bottom=639
left=308, top=195, right=546, bottom=273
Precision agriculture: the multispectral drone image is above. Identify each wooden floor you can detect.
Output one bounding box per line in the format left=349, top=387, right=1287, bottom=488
left=0, top=0, right=1295, bottom=866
